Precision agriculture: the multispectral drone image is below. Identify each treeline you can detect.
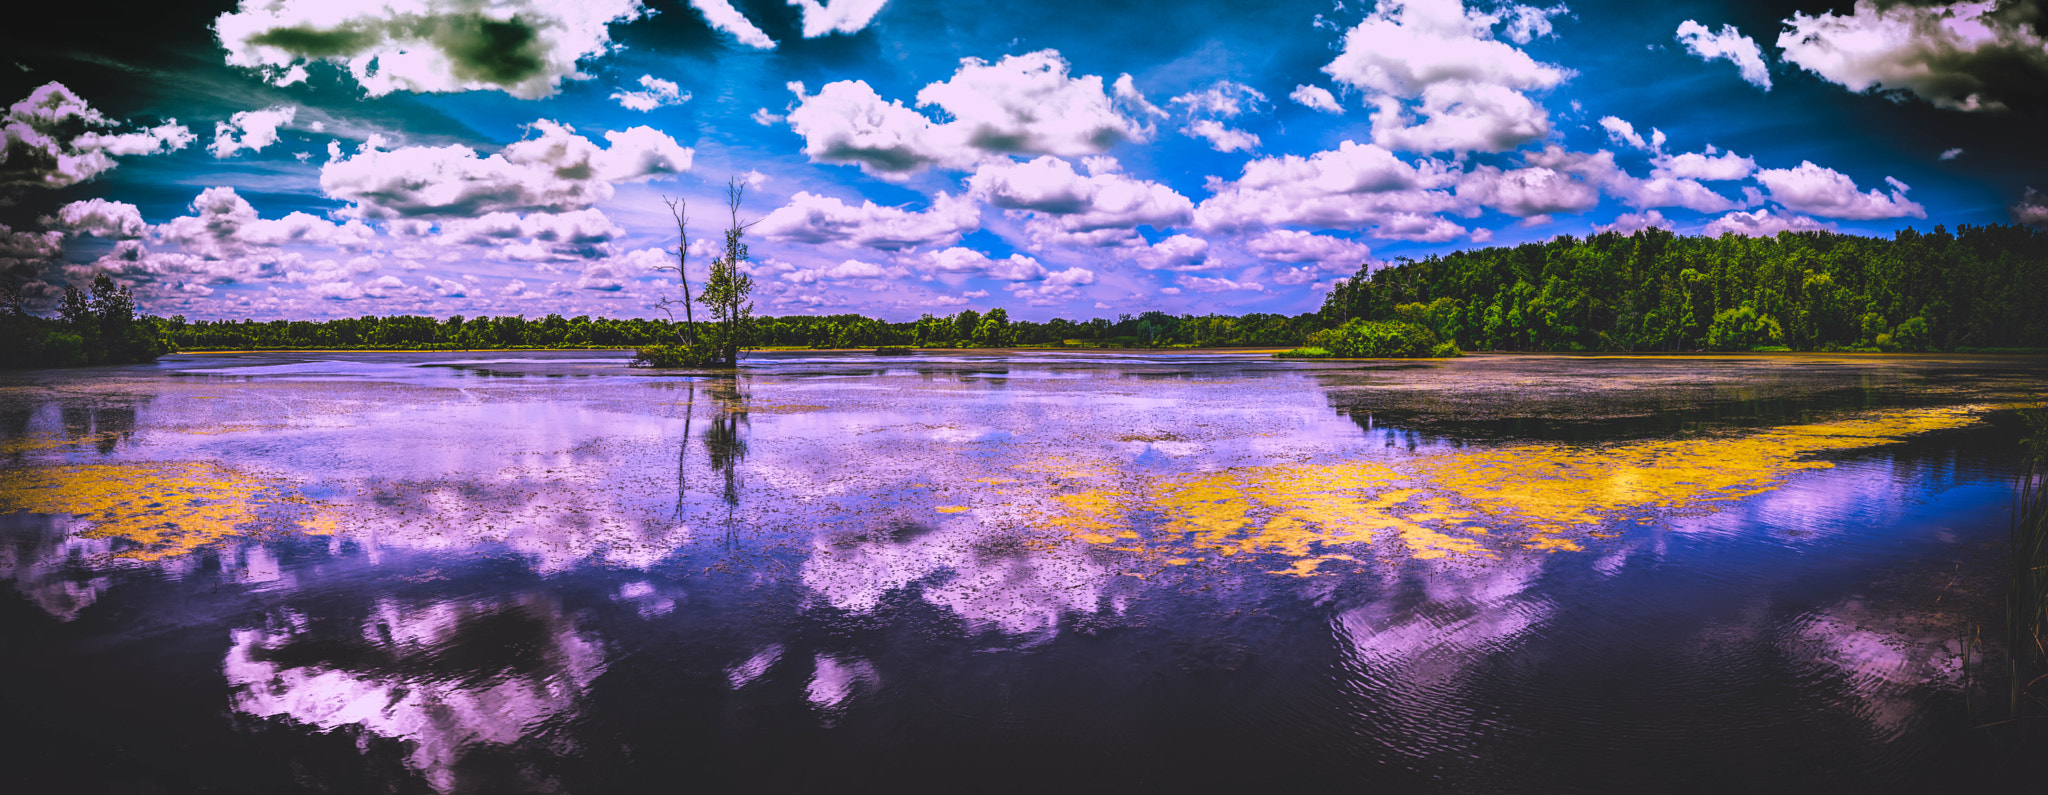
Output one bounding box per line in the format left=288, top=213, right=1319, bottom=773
left=6, top=224, right=2045, bottom=367
left=155, top=306, right=1327, bottom=352
left=1323, top=223, right=2048, bottom=352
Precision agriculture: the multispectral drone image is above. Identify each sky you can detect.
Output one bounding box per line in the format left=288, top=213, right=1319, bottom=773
left=1, top=0, right=2044, bottom=322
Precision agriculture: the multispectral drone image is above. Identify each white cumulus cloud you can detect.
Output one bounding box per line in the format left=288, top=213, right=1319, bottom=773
left=1597, top=116, right=1663, bottom=153
left=1777, top=0, right=2048, bottom=112
left=787, top=0, right=888, bottom=38
left=2013, top=187, right=2048, bottom=226
left=1183, top=119, right=1260, bottom=153
left=155, top=186, right=375, bottom=263
left=1675, top=20, right=1772, bottom=89
left=1172, top=81, right=1266, bottom=151
left=969, top=156, right=1194, bottom=246
left=1652, top=148, right=1755, bottom=181
left=903, top=247, right=1049, bottom=282
left=3, top=82, right=194, bottom=192
left=612, top=75, right=690, bottom=112
left=1754, top=161, right=1926, bottom=220
left=215, top=0, right=650, bottom=98
left=1704, top=207, right=1830, bottom=237
left=1176, top=274, right=1263, bottom=293
left=1323, top=0, right=1571, bottom=154
left=320, top=120, right=691, bottom=219
left=210, top=105, right=298, bottom=158
left=1245, top=229, right=1373, bottom=267
left=690, top=0, right=777, bottom=49
left=1005, top=265, right=1094, bottom=305
left=1459, top=162, right=1603, bottom=218
left=785, top=51, right=1159, bottom=179
left=1194, top=140, right=1465, bottom=241
left=1290, top=84, right=1343, bottom=113
left=1594, top=209, right=1674, bottom=235
left=755, top=191, right=980, bottom=250
left=50, top=198, right=147, bottom=239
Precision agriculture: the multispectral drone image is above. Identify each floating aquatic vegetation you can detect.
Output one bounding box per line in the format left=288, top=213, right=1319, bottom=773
left=1011, top=406, right=1987, bottom=570
left=0, top=462, right=306, bottom=562
left=1413, top=405, right=1986, bottom=551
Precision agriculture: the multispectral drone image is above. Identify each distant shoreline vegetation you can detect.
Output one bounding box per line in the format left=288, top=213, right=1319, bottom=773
left=4, top=225, right=2044, bottom=368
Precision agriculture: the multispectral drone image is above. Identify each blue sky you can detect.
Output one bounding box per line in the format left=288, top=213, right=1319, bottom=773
left=2, top=0, right=2043, bottom=321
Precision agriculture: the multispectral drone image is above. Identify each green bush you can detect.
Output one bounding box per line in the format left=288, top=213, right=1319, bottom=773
left=630, top=343, right=725, bottom=368
left=40, top=331, right=87, bottom=367
left=1272, top=346, right=1336, bottom=359
left=1706, top=303, right=1784, bottom=351
left=1892, top=316, right=1931, bottom=351
left=1306, top=319, right=1441, bottom=358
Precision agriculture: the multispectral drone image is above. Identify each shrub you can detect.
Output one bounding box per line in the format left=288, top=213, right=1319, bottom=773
left=630, top=343, right=724, bottom=368
left=1306, top=319, right=1440, bottom=358
left=1892, top=316, right=1931, bottom=351
left=40, top=331, right=87, bottom=367
left=1272, top=346, right=1336, bottom=359
left=1706, top=303, right=1784, bottom=351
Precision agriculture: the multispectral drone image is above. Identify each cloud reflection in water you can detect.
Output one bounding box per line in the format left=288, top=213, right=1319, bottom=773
left=224, top=594, right=606, bottom=794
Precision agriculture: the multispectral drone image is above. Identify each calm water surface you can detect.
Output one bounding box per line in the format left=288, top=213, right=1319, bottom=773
left=2, top=350, right=2043, bottom=792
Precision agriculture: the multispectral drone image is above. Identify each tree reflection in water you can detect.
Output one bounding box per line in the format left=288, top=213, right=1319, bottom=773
left=703, top=373, right=748, bottom=545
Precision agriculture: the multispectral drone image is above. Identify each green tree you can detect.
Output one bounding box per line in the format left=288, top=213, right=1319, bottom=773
left=698, top=177, right=757, bottom=366
left=972, top=307, right=1012, bottom=347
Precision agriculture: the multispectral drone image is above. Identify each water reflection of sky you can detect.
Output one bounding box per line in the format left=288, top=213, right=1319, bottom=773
left=0, top=351, right=2038, bottom=791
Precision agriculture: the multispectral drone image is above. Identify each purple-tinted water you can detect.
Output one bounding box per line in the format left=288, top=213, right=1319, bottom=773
left=1, top=350, right=2041, bottom=792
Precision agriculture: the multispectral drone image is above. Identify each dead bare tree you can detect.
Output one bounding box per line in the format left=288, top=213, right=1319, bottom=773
left=653, top=195, right=698, bottom=346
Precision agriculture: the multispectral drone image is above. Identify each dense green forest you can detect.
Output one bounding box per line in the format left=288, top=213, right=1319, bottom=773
left=1323, top=223, right=2048, bottom=353
left=4, top=225, right=2045, bottom=367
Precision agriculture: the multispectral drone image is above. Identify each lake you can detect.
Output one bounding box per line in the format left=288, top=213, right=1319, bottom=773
left=2, top=350, right=2042, bottom=792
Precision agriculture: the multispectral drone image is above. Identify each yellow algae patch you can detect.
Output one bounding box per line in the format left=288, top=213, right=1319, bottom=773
left=1037, top=488, right=1130, bottom=544
left=1148, top=464, right=1494, bottom=562
left=1270, top=554, right=1355, bottom=577
left=1411, top=405, right=1985, bottom=549
left=0, top=462, right=271, bottom=562
left=1244, top=465, right=1486, bottom=560
left=1155, top=472, right=1255, bottom=551
left=935, top=505, right=971, bottom=514
left=969, top=405, right=1989, bottom=573
left=298, top=508, right=345, bottom=536
left=1, top=433, right=120, bottom=456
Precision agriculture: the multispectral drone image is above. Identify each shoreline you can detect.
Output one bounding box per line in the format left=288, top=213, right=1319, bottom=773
left=168, top=347, right=2048, bottom=360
